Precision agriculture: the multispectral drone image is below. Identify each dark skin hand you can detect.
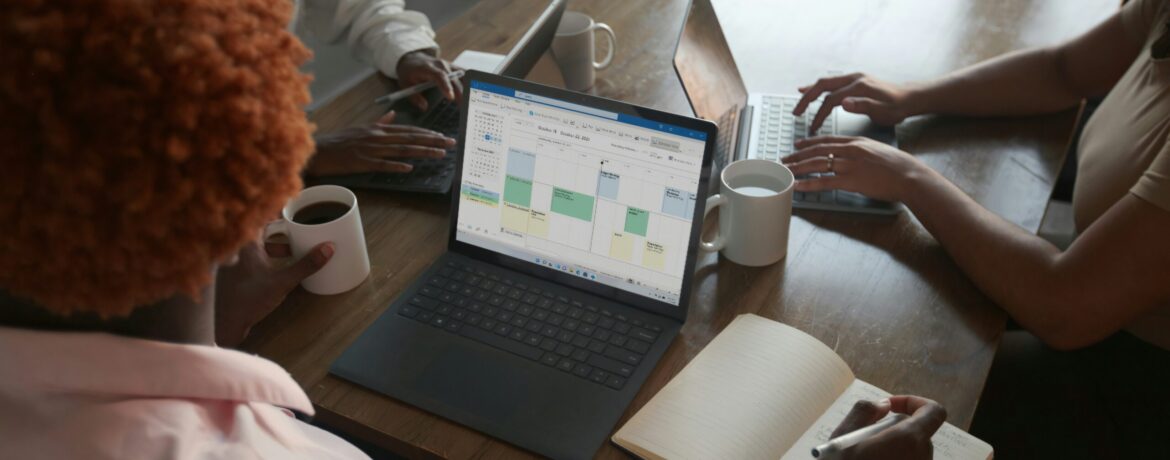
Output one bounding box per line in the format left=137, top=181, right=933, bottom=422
left=830, top=396, right=948, bottom=460
left=214, top=238, right=333, bottom=347
left=396, top=50, right=464, bottom=111
left=306, top=110, right=455, bottom=176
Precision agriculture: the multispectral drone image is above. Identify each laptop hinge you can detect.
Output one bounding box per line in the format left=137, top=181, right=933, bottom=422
left=734, top=104, right=754, bottom=161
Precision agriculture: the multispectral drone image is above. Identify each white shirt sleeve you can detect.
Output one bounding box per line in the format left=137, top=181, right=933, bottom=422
left=298, top=0, right=440, bottom=78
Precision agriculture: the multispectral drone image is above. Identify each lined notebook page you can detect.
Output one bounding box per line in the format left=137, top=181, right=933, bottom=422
left=612, top=314, right=855, bottom=460
left=780, top=379, right=994, bottom=460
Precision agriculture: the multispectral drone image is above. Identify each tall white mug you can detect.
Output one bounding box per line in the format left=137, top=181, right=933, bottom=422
left=551, top=11, right=617, bottom=91
left=264, top=185, right=371, bottom=294
left=699, top=160, right=795, bottom=266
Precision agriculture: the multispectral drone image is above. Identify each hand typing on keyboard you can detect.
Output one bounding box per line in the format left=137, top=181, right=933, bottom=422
left=792, top=72, right=916, bottom=134
left=306, top=110, right=456, bottom=176
left=782, top=135, right=931, bottom=203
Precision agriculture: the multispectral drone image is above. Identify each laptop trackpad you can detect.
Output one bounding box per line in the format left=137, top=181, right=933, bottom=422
left=414, top=347, right=533, bottom=420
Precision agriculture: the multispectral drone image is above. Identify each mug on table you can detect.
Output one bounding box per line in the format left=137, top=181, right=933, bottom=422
left=699, top=159, right=795, bottom=266
left=552, top=11, right=617, bottom=92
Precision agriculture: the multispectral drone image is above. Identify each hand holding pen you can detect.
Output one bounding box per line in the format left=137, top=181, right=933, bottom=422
left=388, top=51, right=465, bottom=110
left=814, top=396, right=947, bottom=460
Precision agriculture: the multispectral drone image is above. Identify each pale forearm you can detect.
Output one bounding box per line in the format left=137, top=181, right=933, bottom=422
left=901, top=169, right=1089, bottom=347
left=904, top=47, right=1084, bottom=118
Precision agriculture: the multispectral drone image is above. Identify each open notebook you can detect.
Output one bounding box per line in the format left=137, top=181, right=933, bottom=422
left=612, top=314, right=992, bottom=459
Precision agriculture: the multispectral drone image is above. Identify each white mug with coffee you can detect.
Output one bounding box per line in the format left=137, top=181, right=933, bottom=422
left=699, top=159, right=795, bottom=266
left=552, top=11, right=617, bottom=91
left=265, top=185, right=370, bottom=294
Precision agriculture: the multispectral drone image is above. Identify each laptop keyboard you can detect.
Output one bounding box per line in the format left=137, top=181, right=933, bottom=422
left=397, top=260, right=664, bottom=391
left=369, top=99, right=461, bottom=192
left=754, top=95, right=835, bottom=161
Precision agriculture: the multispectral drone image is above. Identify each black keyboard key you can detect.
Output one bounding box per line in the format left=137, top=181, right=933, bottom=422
left=588, top=354, right=634, bottom=377
left=571, top=348, right=589, bottom=362
left=548, top=314, right=564, bottom=326
left=605, top=375, right=627, bottom=390
left=631, top=327, right=657, bottom=343
left=494, top=324, right=512, bottom=336
left=553, top=303, right=569, bottom=314
left=613, top=323, right=631, bottom=334
left=436, top=304, right=453, bottom=316
left=594, top=330, right=612, bottom=342
left=557, top=358, right=575, bottom=372
left=632, top=319, right=644, bottom=327
left=625, top=339, right=650, bottom=354
left=583, top=312, right=599, bottom=324
left=598, top=317, right=615, bottom=329
left=460, top=325, right=543, bottom=361
left=484, top=306, right=499, bottom=317
left=525, top=322, right=542, bottom=333
left=444, top=321, right=461, bottom=333
left=482, top=319, right=497, bottom=330
left=496, top=311, right=513, bottom=322
left=589, top=369, right=609, bottom=384
left=533, top=310, right=549, bottom=321
left=467, top=314, right=482, bottom=326
left=510, top=316, right=527, bottom=328
left=518, top=305, right=534, bottom=316
left=647, top=323, right=663, bottom=333
left=399, top=305, right=419, bottom=318
left=417, top=311, right=434, bottom=322
left=418, top=286, right=440, bottom=298
left=571, top=335, right=590, bottom=348
left=585, top=304, right=599, bottom=312
left=541, top=353, right=560, bottom=366
left=540, top=338, right=558, bottom=351
left=525, top=334, right=543, bottom=346
left=587, top=340, right=607, bottom=353
left=430, top=315, right=450, bottom=328
left=523, top=294, right=540, bottom=304
left=604, top=345, right=642, bottom=366
left=537, top=298, right=553, bottom=309
left=615, top=313, right=629, bottom=323
left=608, top=335, right=627, bottom=347
left=509, top=330, right=526, bottom=342
left=573, top=363, right=593, bottom=378
left=503, top=300, right=520, bottom=311
left=451, top=309, right=467, bottom=321
left=469, top=302, right=485, bottom=313
left=568, top=308, right=583, bottom=319
left=541, top=325, right=558, bottom=337
left=555, top=343, right=574, bottom=357
left=410, top=296, right=438, bottom=310
left=563, top=319, right=580, bottom=331
left=557, top=330, right=574, bottom=343
left=578, top=325, right=596, bottom=336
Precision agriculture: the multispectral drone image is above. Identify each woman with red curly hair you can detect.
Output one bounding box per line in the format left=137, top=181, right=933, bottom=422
left=0, top=0, right=368, bottom=457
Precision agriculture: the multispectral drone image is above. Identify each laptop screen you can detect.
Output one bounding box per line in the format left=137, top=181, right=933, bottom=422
left=455, top=79, right=707, bottom=306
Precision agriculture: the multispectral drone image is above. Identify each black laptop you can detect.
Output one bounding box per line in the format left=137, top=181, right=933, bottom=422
left=310, top=1, right=566, bottom=194
left=330, top=70, right=715, bottom=459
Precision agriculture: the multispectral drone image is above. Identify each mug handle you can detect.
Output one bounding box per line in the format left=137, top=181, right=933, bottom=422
left=592, top=22, right=616, bottom=70
left=698, top=194, right=727, bottom=253
left=263, top=219, right=289, bottom=242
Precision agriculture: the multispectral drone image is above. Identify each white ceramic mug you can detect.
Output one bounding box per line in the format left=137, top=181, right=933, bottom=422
left=551, top=11, right=617, bottom=91
left=699, top=159, right=795, bottom=266
left=264, top=185, right=370, bottom=294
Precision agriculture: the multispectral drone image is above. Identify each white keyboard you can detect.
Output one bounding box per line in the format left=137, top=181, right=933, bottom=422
left=753, top=95, right=836, bottom=161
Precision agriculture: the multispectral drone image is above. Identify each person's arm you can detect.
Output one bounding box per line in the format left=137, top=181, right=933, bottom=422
left=795, top=10, right=1141, bottom=132
left=300, top=0, right=461, bottom=107
left=784, top=137, right=1170, bottom=350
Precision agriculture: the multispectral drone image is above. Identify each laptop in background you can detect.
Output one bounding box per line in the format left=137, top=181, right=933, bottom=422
left=673, top=0, right=901, bottom=215
left=312, top=0, right=566, bottom=194
left=331, top=70, right=716, bottom=459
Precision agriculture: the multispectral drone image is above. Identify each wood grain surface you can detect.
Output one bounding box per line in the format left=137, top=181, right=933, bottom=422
left=239, top=0, right=1117, bottom=458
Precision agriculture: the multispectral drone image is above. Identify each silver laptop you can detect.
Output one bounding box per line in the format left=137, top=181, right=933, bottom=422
left=673, top=0, right=901, bottom=215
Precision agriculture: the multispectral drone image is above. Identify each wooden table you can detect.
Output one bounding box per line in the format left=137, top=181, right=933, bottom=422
left=240, top=0, right=1117, bottom=458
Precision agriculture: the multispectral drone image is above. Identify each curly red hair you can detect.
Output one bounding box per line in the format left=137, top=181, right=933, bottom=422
left=0, top=0, right=314, bottom=317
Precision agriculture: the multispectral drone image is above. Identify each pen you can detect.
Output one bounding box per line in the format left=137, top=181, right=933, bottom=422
left=811, top=413, right=908, bottom=458
left=374, top=69, right=465, bottom=105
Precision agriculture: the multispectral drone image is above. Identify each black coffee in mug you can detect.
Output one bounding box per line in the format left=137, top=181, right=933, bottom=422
left=292, top=201, right=351, bottom=225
